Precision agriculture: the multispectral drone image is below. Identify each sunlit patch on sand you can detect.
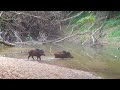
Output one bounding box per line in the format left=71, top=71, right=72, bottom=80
left=24, top=56, right=70, bottom=61
left=42, top=57, right=59, bottom=61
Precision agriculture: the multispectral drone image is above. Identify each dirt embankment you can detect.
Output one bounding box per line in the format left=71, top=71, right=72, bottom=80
left=0, top=56, right=102, bottom=79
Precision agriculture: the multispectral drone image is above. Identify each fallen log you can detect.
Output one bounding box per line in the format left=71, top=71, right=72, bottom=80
left=0, top=40, right=15, bottom=47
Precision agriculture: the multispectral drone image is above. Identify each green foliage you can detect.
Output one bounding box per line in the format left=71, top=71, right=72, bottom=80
left=65, top=11, right=120, bottom=44
left=70, top=11, right=91, bottom=24
left=109, top=28, right=120, bottom=37
left=108, top=37, right=120, bottom=42
left=68, top=11, right=80, bottom=17
left=77, top=15, right=95, bottom=24
left=112, top=12, right=120, bottom=19
left=26, top=34, right=32, bottom=41
left=106, top=12, right=120, bottom=27
left=70, top=16, right=82, bottom=24
left=106, top=19, right=120, bottom=27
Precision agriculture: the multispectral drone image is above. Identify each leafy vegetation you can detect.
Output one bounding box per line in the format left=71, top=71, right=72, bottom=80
left=63, top=11, right=120, bottom=45
left=0, top=11, right=120, bottom=46
left=109, top=28, right=120, bottom=37
left=77, top=14, right=95, bottom=24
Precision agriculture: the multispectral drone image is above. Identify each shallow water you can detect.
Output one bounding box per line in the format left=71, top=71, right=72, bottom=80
left=0, top=42, right=120, bottom=79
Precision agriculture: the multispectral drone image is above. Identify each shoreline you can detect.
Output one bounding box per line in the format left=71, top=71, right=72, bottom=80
left=0, top=56, right=102, bottom=79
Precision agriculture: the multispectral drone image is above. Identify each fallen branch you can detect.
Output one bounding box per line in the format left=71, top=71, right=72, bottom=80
left=91, top=32, right=97, bottom=45
left=54, top=31, right=89, bottom=43
left=9, top=11, right=48, bottom=20
left=91, top=16, right=108, bottom=45
left=59, top=21, right=62, bottom=31
left=66, top=11, right=73, bottom=16
left=60, top=11, right=84, bottom=21
left=13, top=31, right=22, bottom=42
left=0, top=40, right=15, bottom=47
left=0, top=11, right=3, bottom=17
left=82, top=22, right=96, bottom=45
left=72, top=35, right=81, bottom=41
left=82, top=16, right=108, bottom=45
left=69, top=23, right=82, bottom=36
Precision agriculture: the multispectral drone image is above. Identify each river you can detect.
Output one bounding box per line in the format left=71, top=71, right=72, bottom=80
left=0, top=42, right=120, bottom=79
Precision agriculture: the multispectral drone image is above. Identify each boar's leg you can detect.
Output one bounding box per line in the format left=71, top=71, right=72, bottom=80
left=28, top=55, right=31, bottom=60
left=32, top=56, right=34, bottom=60
left=38, top=56, right=41, bottom=60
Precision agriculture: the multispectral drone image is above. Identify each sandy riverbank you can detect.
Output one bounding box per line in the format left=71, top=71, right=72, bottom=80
left=0, top=56, right=101, bottom=79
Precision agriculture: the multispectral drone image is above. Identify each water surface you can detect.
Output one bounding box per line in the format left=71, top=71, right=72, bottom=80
left=0, top=42, right=120, bottom=79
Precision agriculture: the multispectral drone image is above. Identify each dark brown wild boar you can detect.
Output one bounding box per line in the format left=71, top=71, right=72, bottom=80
left=28, top=49, right=45, bottom=60
left=54, top=51, right=73, bottom=59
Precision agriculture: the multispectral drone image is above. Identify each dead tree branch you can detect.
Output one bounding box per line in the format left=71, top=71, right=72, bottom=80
left=82, top=23, right=96, bottom=45
left=60, top=11, right=84, bottom=21
left=0, top=40, right=15, bottom=47
left=54, top=31, right=89, bottom=43
left=9, top=11, right=48, bottom=20
left=69, top=23, right=82, bottom=36
left=0, top=11, right=3, bottom=17
left=90, top=16, right=108, bottom=45
left=82, top=16, right=108, bottom=45
left=66, top=11, right=73, bottom=16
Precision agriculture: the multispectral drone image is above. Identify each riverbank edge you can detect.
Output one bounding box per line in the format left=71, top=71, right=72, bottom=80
left=0, top=56, right=102, bottom=79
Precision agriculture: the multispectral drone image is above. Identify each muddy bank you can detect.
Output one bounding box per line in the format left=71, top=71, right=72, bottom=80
left=0, top=56, right=101, bottom=79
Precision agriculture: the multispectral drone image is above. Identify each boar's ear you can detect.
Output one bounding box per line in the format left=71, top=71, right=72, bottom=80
left=67, top=52, right=70, bottom=54
left=62, top=51, right=66, bottom=53
left=41, top=49, right=43, bottom=51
